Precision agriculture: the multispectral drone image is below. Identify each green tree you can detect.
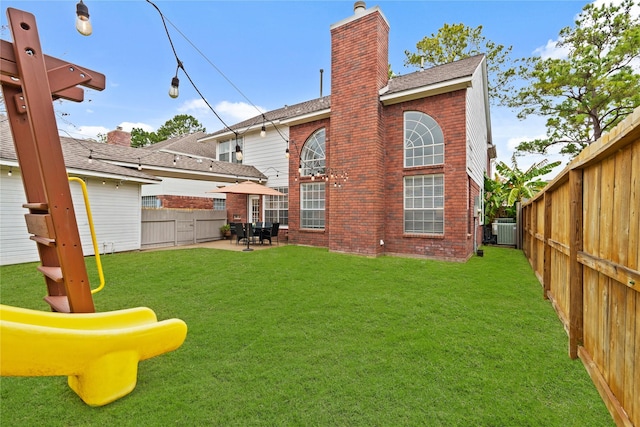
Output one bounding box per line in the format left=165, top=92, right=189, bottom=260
left=130, top=114, right=206, bottom=148
left=483, top=174, right=507, bottom=224
left=495, top=155, right=561, bottom=208
left=509, top=0, right=640, bottom=157
left=404, top=23, right=516, bottom=105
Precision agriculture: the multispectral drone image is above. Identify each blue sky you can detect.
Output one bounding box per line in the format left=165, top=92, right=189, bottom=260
left=1, top=0, right=602, bottom=174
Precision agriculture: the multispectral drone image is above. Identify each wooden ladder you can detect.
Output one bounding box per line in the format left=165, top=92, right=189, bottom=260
left=1, top=8, right=106, bottom=313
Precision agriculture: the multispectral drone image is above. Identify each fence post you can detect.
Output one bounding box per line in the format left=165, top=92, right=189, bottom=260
left=568, top=169, right=584, bottom=359
left=543, top=192, right=552, bottom=300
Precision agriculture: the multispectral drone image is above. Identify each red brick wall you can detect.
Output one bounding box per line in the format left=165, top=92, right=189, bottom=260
left=225, top=193, right=252, bottom=224
left=288, top=119, right=331, bottom=248
left=286, top=6, right=478, bottom=261
left=158, top=195, right=213, bottom=209
left=381, top=91, right=473, bottom=261
left=328, top=9, right=389, bottom=256
left=106, top=129, right=131, bottom=147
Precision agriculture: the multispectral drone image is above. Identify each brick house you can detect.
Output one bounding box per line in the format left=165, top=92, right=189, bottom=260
left=206, top=2, right=494, bottom=261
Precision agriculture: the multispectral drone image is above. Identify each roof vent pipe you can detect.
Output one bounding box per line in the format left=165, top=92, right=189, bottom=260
left=354, top=1, right=366, bottom=15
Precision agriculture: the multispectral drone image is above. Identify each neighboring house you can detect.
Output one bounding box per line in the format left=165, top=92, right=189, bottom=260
left=103, top=128, right=265, bottom=210
left=202, top=2, right=495, bottom=261
left=0, top=118, right=265, bottom=265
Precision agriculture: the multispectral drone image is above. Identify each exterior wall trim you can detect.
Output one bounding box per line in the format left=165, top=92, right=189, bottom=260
left=380, top=77, right=472, bottom=106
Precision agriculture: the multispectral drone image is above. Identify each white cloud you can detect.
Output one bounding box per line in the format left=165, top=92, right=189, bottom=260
left=118, top=122, right=154, bottom=133
left=533, top=39, right=571, bottom=60
left=213, top=100, right=265, bottom=123
left=174, top=98, right=265, bottom=131
left=60, top=125, right=110, bottom=141
left=592, top=0, right=640, bottom=16
left=177, top=98, right=210, bottom=116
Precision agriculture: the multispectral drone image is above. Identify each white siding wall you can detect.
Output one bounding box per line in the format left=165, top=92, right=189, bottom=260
left=465, top=62, right=490, bottom=187
left=244, top=130, right=290, bottom=189
left=0, top=169, right=142, bottom=265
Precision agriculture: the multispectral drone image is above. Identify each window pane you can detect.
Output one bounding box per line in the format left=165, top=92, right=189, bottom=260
left=403, top=112, right=444, bottom=167
left=264, top=187, right=288, bottom=226
left=301, top=182, right=325, bottom=229
left=301, top=129, right=326, bottom=176
left=403, top=174, right=444, bottom=234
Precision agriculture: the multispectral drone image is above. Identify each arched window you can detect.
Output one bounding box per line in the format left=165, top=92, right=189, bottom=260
left=301, top=128, right=326, bottom=176
left=404, top=112, right=444, bottom=167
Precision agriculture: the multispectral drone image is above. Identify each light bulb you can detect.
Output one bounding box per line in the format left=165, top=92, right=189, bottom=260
left=169, top=76, right=179, bottom=98
left=236, top=151, right=243, bottom=161
left=75, top=1, right=92, bottom=36
left=260, top=125, right=266, bottom=138
left=8, top=168, right=12, bottom=177
left=285, top=148, right=290, bottom=158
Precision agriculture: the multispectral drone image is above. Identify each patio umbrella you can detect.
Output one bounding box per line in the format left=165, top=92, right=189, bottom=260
left=207, top=181, right=285, bottom=251
left=207, top=180, right=285, bottom=197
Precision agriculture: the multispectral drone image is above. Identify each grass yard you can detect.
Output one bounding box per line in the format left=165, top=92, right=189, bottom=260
left=0, top=246, right=612, bottom=426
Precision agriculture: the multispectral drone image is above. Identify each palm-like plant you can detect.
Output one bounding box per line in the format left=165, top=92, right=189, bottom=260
left=495, top=154, right=561, bottom=206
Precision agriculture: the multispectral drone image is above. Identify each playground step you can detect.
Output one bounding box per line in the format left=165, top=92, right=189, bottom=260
left=22, top=202, right=49, bottom=211
left=37, top=266, right=63, bottom=282
left=43, top=295, right=70, bottom=313
left=30, top=235, right=56, bottom=247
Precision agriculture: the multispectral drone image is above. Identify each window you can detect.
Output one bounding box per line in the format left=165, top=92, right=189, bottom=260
left=301, top=129, right=326, bottom=176
left=264, top=187, right=288, bottom=226
left=218, top=137, right=243, bottom=164
left=404, top=112, right=444, bottom=167
left=141, top=196, right=160, bottom=208
left=301, top=182, right=325, bottom=229
left=404, top=175, right=444, bottom=234
left=213, top=198, right=226, bottom=211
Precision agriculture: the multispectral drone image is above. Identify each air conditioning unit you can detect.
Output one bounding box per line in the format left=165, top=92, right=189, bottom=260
left=492, top=219, right=517, bottom=246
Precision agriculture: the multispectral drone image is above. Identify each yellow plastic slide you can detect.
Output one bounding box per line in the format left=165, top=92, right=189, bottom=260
left=0, top=304, right=188, bottom=406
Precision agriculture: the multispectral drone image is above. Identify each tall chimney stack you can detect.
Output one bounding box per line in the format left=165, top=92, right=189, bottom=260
left=328, top=2, right=389, bottom=255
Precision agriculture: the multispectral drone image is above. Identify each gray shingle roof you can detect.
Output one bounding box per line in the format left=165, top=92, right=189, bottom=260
left=385, top=54, right=485, bottom=95
left=146, top=131, right=216, bottom=158
left=209, top=55, right=484, bottom=134
left=0, top=117, right=265, bottom=181
left=207, top=96, right=331, bottom=137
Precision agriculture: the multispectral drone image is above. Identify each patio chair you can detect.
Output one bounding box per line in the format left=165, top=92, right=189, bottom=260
left=229, top=222, right=239, bottom=245
left=261, top=222, right=280, bottom=245
left=233, top=223, right=248, bottom=245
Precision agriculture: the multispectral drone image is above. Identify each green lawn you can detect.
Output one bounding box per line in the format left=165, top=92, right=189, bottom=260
left=1, top=246, right=612, bottom=426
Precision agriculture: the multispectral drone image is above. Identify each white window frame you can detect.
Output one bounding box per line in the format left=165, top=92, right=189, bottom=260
left=301, top=129, right=326, bottom=177
left=404, top=111, right=444, bottom=167
left=264, top=187, right=288, bottom=226
left=300, top=182, right=325, bottom=229
left=404, top=174, right=444, bottom=234
left=218, top=137, right=243, bottom=164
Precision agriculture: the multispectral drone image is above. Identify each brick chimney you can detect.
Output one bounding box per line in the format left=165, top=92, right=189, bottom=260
left=106, top=127, right=131, bottom=147
left=328, top=2, right=389, bottom=255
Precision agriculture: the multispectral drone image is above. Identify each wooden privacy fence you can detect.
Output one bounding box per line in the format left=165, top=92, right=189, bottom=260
left=522, top=108, right=639, bottom=427
left=141, top=209, right=226, bottom=249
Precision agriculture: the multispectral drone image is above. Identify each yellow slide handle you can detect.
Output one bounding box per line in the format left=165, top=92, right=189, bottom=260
left=68, top=177, right=105, bottom=294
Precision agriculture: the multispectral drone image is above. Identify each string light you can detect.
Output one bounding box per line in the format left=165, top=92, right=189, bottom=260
left=137, top=158, right=142, bottom=171
left=169, top=75, right=180, bottom=98
left=146, top=0, right=290, bottom=147
left=8, top=167, right=12, bottom=177
left=75, top=0, right=92, bottom=36
left=88, top=150, right=93, bottom=163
